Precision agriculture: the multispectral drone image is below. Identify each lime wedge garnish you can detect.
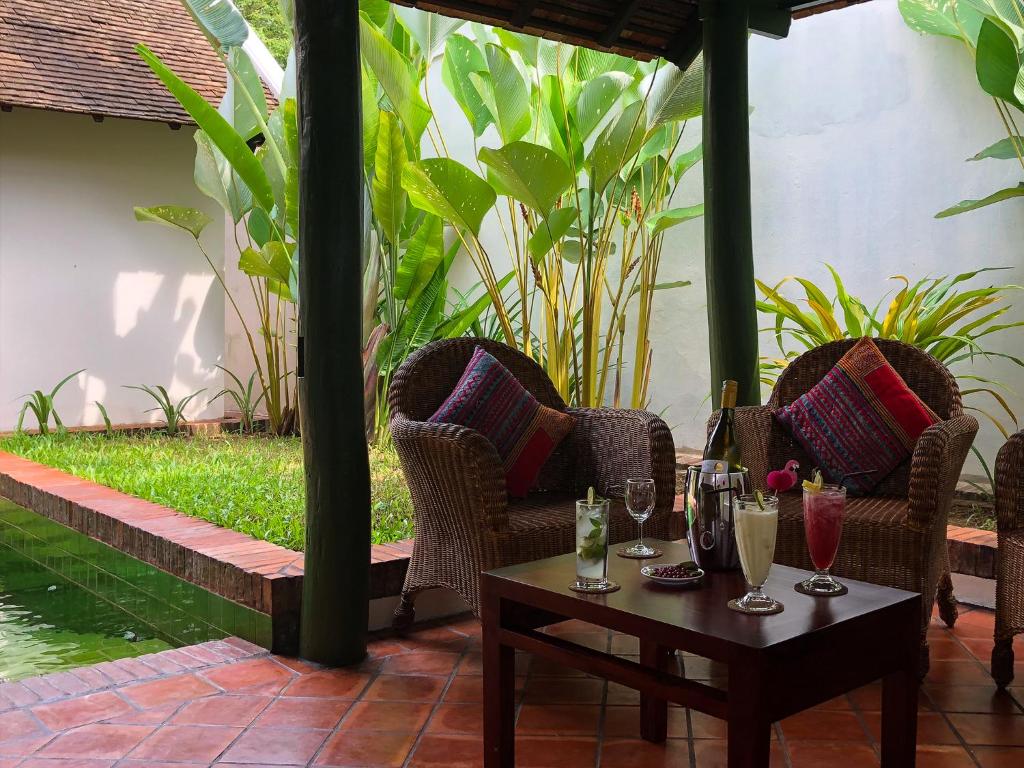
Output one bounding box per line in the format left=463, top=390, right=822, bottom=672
left=754, top=489, right=766, bottom=510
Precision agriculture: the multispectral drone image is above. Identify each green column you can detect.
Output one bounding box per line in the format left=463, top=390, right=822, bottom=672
left=294, top=0, right=370, bottom=666
left=701, top=0, right=760, bottom=406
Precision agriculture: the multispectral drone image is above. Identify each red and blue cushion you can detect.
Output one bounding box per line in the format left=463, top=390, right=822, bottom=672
left=774, top=338, right=940, bottom=494
left=429, top=346, right=575, bottom=497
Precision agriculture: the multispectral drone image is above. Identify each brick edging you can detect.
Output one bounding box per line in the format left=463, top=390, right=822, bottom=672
left=0, top=451, right=414, bottom=654
left=0, top=637, right=266, bottom=710
left=946, top=525, right=998, bottom=580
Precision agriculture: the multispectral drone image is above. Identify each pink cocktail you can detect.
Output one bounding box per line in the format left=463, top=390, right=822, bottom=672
left=798, top=484, right=847, bottom=596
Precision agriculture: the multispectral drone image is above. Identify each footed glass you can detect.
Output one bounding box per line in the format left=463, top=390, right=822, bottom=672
left=798, top=484, right=848, bottom=596
left=619, top=478, right=659, bottom=558
left=728, top=494, right=784, bottom=615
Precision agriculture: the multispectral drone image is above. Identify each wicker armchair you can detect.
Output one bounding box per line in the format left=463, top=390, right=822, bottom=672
left=388, top=338, right=677, bottom=626
left=992, top=429, right=1024, bottom=688
left=722, top=339, right=978, bottom=674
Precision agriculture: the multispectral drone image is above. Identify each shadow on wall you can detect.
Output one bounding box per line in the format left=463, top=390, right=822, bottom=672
left=5, top=270, right=224, bottom=432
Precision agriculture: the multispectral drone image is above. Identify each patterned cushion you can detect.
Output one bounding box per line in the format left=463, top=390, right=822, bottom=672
left=774, top=337, right=939, bottom=494
left=429, top=347, right=575, bottom=497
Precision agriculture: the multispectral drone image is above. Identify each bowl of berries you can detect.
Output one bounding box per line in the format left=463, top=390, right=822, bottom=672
left=640, top=561, right=704, bottom=587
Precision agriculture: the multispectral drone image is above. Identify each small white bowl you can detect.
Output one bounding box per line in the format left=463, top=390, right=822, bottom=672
left=640, top=564, right=705, bottom=587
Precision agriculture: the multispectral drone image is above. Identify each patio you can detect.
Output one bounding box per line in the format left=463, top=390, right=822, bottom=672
left=0, top=605, right=1020, bottom=768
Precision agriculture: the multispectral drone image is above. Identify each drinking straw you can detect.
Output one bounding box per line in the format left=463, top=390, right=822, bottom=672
left=839, top=469, right=877, bottom=485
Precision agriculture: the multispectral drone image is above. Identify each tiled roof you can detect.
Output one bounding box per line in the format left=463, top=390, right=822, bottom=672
left=0, top=0, right=226, bottom=124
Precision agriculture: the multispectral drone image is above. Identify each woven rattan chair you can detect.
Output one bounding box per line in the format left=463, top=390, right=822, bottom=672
left=992, top=429, right=1023, bottom=687
left=388, top=338, right=677, bottom=626
left=722, top=339, right=978, bottom=674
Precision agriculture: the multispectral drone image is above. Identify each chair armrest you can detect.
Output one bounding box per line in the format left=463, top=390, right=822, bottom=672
left=908, top=414, right=979, bottom=531
left=567, top=408, right=676, bottom=514
left=996, top=430, right=1024, bottom=533
left=708, top=405, right=776, bottom=491
left=390, top=416, right=509, bottom=533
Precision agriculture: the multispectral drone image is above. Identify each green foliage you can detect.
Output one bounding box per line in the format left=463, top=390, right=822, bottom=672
left=16, top=370, right=84, bottom=436
left=900, top=0, right=1024, bottom=216
left=0, top=433, right=414, bottom=549
left=756, top=265, right=1024, bottom=481
left=235, top=0, right=291, bottom=63
left=403, top=22, right=704, bottom=408
left=124, top=385, right=207, bottom=436
left=212, top=366, right=267, bottom=433
left=95, top=402, right=114, bottom=437
left=136, top=14, right=297, bottom=435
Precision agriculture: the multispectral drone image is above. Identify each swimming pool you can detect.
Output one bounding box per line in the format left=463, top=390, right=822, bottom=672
left=0, top=498, right=269, bottom=682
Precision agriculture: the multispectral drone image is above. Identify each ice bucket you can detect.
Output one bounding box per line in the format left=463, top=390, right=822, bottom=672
left=683, top=464, right=749, bottom=571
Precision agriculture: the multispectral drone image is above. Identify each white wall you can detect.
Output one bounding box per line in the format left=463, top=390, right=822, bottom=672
left=0, top=109, right=226, bottom=431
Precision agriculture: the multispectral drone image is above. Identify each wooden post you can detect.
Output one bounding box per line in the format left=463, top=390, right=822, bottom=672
left=294, top=0, right=370, bottom=666
left=701, top=0, right=760, bottom=407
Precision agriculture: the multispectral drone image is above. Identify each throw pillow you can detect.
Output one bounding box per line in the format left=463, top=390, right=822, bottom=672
left=774, top=337, right=940, bottom=494
left=429, top=346, right=575, bottom=497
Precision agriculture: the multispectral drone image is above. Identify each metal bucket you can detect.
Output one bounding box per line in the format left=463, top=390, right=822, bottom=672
left=683, top=465, right=749, bottom=572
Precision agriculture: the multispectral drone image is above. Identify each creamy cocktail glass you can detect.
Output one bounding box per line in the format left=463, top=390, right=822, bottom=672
left=799, top=484, right=847, bottom=596
left=728, top=494, right=784, bottom=615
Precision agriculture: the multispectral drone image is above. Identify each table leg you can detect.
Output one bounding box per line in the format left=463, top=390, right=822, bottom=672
left=727, top=665, right=771, bottom=767
left=881, top=608, right=919, bottom=767
left=881, top=667, right=918, bottom=766
left=639, top=639, right=671, bottom=742
left=482, top=591, right=515, bottom=768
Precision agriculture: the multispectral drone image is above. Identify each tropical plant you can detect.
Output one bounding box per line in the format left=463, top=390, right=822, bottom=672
left=15, top=370, right=85, bottom=436
left=138, top=1, right=498, bottom=442
left=135, top=0, right=299, bottom=436
left=124, top=385, right=208, bottom=436
left=361, top=9, right=703, bottom=409
left=900, top=0, right=1024, bottom=217
left=212, top=365, right=266, bottom=432
left=756, top=265, right=1023, bottom=483
left=95, top=401, right=115, bottom=437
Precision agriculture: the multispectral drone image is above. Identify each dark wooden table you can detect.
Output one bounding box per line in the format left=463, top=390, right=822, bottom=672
left=481, top=539, right=921, bottom=768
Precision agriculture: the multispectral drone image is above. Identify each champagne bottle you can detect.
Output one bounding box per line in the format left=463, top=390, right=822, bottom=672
left=701, top=379, right=741, bottom=474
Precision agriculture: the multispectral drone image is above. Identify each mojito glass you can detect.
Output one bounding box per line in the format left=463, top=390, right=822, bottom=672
left=573, top=498, right=610, bottom=591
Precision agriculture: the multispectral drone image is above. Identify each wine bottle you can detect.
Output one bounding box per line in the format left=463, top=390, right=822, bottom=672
left=701, top=379, right=741, bottom=474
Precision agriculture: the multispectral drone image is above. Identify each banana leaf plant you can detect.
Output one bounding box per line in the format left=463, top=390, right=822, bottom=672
left=365, top=10, right=704, bottom=409
left=756, top=264, right=1023, bottom=485
left=134, top=0, right=298, bottom=435
left=135, top=1, right=497, bottom=440
left=900, top=0, right=1024, bottom=217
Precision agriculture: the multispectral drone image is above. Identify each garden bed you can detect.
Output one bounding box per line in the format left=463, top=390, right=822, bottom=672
left=0, top=432, right=414, bottom=549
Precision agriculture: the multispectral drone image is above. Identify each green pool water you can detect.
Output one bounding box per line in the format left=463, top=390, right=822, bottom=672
left=0, top=498, right=270, bottom=682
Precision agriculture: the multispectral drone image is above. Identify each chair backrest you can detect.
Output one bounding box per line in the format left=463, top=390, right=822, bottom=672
left=388, top=338, right=575, bottom=493
left=767, top=338, right=963, bottom=497
left=769, top=338, right=962, bottom=418
left=996, top=430, right=1024, bottom=532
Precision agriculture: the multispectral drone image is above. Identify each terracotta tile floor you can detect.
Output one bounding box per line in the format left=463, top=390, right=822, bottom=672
left=0, top=607, right=1022, bottom=767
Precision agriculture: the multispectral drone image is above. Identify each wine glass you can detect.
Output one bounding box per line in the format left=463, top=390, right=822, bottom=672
left=728, top=494, right=784, bottom=615
left=797, top=484, right=848, bottom=596
left=619, top=478, right=660, bottom=559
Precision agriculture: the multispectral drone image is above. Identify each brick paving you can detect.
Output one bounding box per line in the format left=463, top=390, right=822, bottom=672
left=0, top=606, right=1021, bottom=767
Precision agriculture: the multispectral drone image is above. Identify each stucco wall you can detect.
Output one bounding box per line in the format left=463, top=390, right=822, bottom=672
left=0, top=109, right=225, bottom=431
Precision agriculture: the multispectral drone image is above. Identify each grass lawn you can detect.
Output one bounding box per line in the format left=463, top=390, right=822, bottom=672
left=0, top=432, right=413, bottom=550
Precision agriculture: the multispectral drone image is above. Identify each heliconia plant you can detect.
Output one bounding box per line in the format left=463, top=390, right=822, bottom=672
left=899, top=0, right=1024, bottom=217
left=136, top=0, right=501, bottom=441
left=756, top=264, right=1023, bottom=484
left=364, top=11, right=704, bottom=409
